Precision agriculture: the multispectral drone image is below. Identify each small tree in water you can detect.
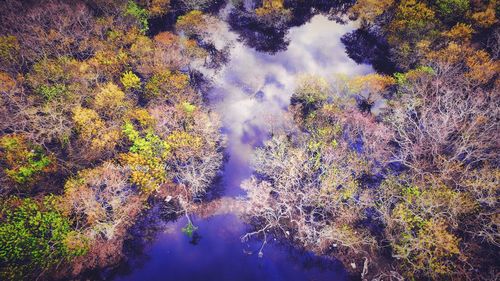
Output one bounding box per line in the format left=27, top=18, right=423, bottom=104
left=182, top=221, right=198, bottom=238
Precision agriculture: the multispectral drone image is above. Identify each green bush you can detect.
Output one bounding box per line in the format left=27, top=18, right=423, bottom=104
left=0, top=197, right=87, bottom=280
left=125, top=1, right=149, bottom=34
left=0, top=135, right=52, bottom=185
left=36, top=84, right=67, bottom=101
left=436, top=0, right=469, bottom=22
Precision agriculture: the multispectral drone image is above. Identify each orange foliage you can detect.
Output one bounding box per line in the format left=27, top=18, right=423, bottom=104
left=471, top=5, right=497, bottom=28
left=443, top=23, right=473, bottom=43
left=465, top=50, right=499, bottom=84
left=0, top=72, right=16, bottom=92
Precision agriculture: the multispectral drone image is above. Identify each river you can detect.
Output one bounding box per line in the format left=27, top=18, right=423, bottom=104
left=111, top=12, right=373, bottom=281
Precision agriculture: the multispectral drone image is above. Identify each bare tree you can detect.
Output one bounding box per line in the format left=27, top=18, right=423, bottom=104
left=387, top=64, right=499, bottom=183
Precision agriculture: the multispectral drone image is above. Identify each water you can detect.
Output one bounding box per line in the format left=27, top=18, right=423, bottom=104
left=115, top=214, right=348, bottom=281
left=112, top=14, right=372, bottom=281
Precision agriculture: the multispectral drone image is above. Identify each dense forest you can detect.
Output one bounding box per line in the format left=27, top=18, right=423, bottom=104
left=0, top=0, right=498, bottom=280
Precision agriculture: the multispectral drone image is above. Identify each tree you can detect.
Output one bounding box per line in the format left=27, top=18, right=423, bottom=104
left=387, top=64, right=499, bottom=182
left=0, top=197, right=87, bottom=280
left=0, top=135, right=54, bottom=192
left=124, top=0, right=150, bottom=34
left=141, top=0, right=170, bottom=17
left=348, top=73, right=396, bottom=112
left=120, top=70, right=142, bottom=90
left=386, top=0, right=439, bottom=69
left=93, top=83, right=131, bottom=118
left=290, top=75, right=330, bottom=119
left=149, top=104, right=225, bottom=195
left=436, top=0, right=470, bottom=22
left=144, top=70, right=195, bottom=104
left=72, top=106, right=121, bottom=162
left=61, top=162, right=143, bottom=275
left=242, top=133, right=377, bottom=272
left=471, top=2, right=498, bottom=28
left=0, top=35, right=20, bottom=74
left=0, top=0, right=95, bottom=63
left=254, top=0, right=292, bottom=27
left=374, top=174, right=477, bottom=279
left=120, top=121, right=170, bottom=193
left=175, top=10, right=216, bottom=38
left=62, top=163, right=142, bottom=240
left=349, top=0, right=395, bottom=22
left=129, top=32, right=189, bottom=77
left=442, top=23, right=474, bottom=43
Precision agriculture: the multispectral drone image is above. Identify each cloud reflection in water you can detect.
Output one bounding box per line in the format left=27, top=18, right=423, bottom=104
left=205, top=15, right=373, bottom=196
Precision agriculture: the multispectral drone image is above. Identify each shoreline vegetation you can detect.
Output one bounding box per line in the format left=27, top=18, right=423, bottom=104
left=0, top=0, right=498, bottom=280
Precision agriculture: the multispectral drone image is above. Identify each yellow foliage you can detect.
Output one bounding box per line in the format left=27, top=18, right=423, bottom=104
left=72, top=107, right=120, bottom=152
left=443, top=23, right=473, bottom=42
left=72, top=107, right=104, bottom=139
left=124, top=108, right=156, bottom=128
left=119, top=152, right=166, bottom=193
left=0, top=134, right=54, bottom=185
left=387, top=0, right=437, bottom=45
left=120, top=71, right=141, bottom=90
left=176, top=10, right=206, bottom=37
left=167, top=130, right=202, bottom=150
left=166, top=71, right=190, bottom=91
left=350, top=0, right=395, bottom=22
left=262, top=0, right=285, bottom=9
left=402, top=66, right=435, bottom=82
left=91, top=130, right=121, bottom=152
left=426, top=42, right=464, bottom=65
left=63, top=231, right=88, bottom=254
left=144, top=70, right=190, bottom=101
left=256, top=0, right=285, bottom=16
left=181, top=38, right=208, bottom=59
left=93, top=83, right=127, bottom=113
left=349, top=74, right=396, bottom=93
left=294, top=75, right=330, bottom=105
left=415, top=219, right=461, bottom=276
left=91, top=49, right=129, bottom=77
left=255, top=0, right=291, bottom=24
left=130, top=35, right=154, bottom=56
left=28, top=57, right=68, bottom=87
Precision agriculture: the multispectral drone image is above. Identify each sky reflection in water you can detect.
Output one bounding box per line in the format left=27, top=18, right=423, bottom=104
left=209, top=15, right=372, bottom=196
left=114, top=15, right=372, bottom=281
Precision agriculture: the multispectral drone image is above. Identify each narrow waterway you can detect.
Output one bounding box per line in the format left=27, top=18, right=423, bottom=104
left=113, top=14, right=372, bottom=281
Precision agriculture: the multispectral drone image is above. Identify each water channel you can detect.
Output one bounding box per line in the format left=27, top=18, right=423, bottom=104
left=112, top=11, right=373, bottom=281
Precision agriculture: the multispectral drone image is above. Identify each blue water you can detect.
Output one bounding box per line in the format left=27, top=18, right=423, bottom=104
left=112, top=14, right=372, bottom=281
left=115, top=214, right=348, bottom=281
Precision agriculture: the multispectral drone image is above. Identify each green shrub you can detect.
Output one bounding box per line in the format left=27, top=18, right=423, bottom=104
left=36, top=83, right=67, bottom=100
left=0, top=135, right=52, bottom=185
left=125, top=1, right=149, bottom=34
left=436, top=0, right=469, bottom=22
left=0, top=197, right=87, bottom=280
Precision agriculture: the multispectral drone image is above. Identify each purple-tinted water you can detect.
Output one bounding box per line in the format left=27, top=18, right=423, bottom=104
left=112, top=15, right=372, bottom=281
left=115, top=214, right=348, bottom=281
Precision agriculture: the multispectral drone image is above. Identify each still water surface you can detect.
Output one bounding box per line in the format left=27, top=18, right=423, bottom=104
left=113, top=14, right=372, bottom=281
